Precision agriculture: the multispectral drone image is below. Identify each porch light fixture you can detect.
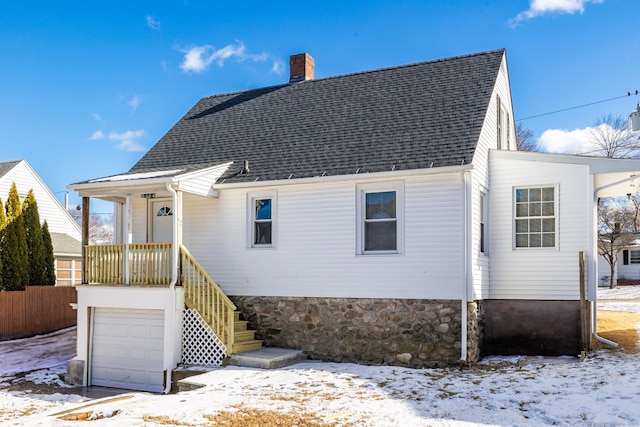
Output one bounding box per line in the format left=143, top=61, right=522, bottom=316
left=141, top=193, right=156, bottom=199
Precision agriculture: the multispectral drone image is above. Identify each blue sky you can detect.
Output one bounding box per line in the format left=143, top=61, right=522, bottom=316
left=1, top=0, right=638, bottom=210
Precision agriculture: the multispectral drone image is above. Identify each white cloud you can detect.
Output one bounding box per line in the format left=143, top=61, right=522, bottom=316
left=271, top=60, right=285, bottom=75
left=128, top=95, right=142, bottom=110
left=146, top=15, right=160, bottom=30
left=510, top=0, right=603, bottom=26
left=89, top=130, right=105, bottom=140
left=538, top=127, right=591, bottom=154
left=537, top=123, right=639, bottom=157
left=178, top=41, right=269, bottom=74
left=91, top=113, right=106, bottom=125
left=108, top=130, right=146, bottom=152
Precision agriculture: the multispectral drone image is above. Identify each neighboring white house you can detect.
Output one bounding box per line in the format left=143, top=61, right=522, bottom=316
left=66, top=49, right=640, bottom=393
left=0, top=159, right=82, bottom=286
left=597, top=238, right=640, bottom=286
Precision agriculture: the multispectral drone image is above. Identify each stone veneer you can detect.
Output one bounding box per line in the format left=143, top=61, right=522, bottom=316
left=230, top=296, right=484, bottom=368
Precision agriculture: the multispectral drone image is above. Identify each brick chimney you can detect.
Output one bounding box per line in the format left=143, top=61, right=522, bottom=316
left=289, top=53, right=314, bottom=83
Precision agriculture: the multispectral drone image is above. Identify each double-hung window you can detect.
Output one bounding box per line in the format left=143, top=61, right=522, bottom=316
left=480, top=192, right=487, bottom=254
left=248, top=192, right=276, bottom=248
left=514, top=186, right=556, bottom=248
left=357, top=182, right=403, bottom=254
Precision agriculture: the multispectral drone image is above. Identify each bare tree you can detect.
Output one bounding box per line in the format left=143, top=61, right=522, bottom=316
left=516, top=122, right=541, bottom=152
left=582, top=114, right=638, bottom=158
left=598, top=198, right=637, bottom=288
left=68, top=208, right=114, bottom=245
left=625, top=192, right=640, bottom=232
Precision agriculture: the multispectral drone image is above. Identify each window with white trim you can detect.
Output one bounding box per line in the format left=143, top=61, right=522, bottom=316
left=514, top=186, right=556, bottom=248
left=248, top=192, right=276, bottom=248
left=497, top=95, right=510, bottom=150
left=480, top=192, right=487, bottom=254
left=357, top=182, right=403, bottom=254
left=630, top=250, right=640, bottom=264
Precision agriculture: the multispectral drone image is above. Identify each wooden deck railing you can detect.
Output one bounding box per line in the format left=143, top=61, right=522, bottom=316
left=180, top=244, right=236, bottom=354
left=85, top=243, right=172, bottom=285
left=85, top=242, right=237, bottom=353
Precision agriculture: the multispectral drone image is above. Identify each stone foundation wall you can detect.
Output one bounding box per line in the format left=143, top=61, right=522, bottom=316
left=467, top=300, right=485, bottom=361
left=230, top=296, right=484, bottom=368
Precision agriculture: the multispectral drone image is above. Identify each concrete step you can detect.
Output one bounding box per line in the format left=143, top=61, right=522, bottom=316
left=229, top=347, right=306, bottom=369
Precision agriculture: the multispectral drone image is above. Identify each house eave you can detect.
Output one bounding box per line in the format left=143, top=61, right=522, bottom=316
left=54, top=251, right=82, bottom=257
left=68, top=177, right=174, bottom=199
left=214, top=164, right=474, bottom=189
left=490, top=150, right=640, bottom=198
left=68, top=162, right=234, bottom=199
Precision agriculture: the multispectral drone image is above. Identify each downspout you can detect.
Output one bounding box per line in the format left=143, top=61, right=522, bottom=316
left=593, top=180, right=624, bottom=348
left=163, top=181, right=179, bottom=394
left=460, top=170, right=471, bottom=362
left=166, top=181, right=179, bottom=292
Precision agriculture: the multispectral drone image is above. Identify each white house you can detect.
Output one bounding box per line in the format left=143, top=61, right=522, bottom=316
left=0, top=159, right=82, bottom=286
left=597, top=236, right=640, bottom=286
left=66, top=50, right=640, bottom=393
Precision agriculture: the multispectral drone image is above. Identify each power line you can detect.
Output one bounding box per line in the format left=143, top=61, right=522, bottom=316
left=517, top=90, right=639, bottom=122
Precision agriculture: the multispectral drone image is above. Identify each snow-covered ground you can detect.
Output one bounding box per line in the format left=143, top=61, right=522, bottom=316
left=1, top=286, right=639, bottom=427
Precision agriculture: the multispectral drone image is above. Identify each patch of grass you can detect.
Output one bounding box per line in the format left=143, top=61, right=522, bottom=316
left=203, top=405, right=353, bottom=427
left=142, top=415, right=194, bottom=425
left=594, top=310, right=640, bottom=354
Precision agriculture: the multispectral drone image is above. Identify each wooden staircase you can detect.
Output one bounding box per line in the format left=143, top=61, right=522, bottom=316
left=232, top=311, right=263, bottom=353
left=180, top=245, right=262, bottom=354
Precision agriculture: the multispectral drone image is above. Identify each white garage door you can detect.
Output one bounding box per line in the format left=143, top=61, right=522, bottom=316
left=91, top=308, right=165, bottom=392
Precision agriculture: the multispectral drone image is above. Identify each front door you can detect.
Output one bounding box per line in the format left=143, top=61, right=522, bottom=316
left=152, top=200, right=173, bottom=243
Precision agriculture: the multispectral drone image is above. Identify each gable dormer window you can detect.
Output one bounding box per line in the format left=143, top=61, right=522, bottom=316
left=497, top=95, right=510, bottom=150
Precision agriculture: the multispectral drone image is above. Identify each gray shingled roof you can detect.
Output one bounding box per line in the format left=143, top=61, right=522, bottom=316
left=51, top=232, right=81, bottom=256
left=129, top=49, right=505, bottom=184
left=0, top=160, right=21, bottom=179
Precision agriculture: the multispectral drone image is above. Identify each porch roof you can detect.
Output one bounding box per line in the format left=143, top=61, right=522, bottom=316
left=68, top=162, right=232, bottom=200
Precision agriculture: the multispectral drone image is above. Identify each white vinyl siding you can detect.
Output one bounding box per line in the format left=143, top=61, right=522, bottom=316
left=181, top=173, right=465, bottom=300
left=0, top=160, right=81, bottom=241
left=489, top=152, right=590, bottom=300
left=468, top=55, right=515, bottom=299
left=131, top=197, right=149, bottom=243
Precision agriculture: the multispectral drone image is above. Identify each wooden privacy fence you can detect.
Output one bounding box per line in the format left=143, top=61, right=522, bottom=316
left=0, top=286, right=77, bottom=340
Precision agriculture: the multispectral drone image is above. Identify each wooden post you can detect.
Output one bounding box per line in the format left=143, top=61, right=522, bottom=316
left=81, top=197, right=90, bottom=284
